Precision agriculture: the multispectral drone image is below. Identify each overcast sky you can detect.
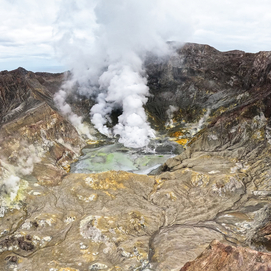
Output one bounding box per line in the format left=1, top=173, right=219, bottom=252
left=1, top=0, right=271, bottom=73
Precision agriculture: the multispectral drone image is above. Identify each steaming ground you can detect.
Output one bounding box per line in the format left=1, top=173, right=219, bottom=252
left=54, top=0, right=192, bottom=148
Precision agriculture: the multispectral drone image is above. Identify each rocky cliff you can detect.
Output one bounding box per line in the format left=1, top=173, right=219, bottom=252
left=0, top=68, right=63, bottom=123
left=1, top=43, right=271, bottom=270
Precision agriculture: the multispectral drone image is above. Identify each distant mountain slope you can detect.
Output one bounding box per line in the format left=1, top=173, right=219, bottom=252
left=0, top=67, right=64, bottom=124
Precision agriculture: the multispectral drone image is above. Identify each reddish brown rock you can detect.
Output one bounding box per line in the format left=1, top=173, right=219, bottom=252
left=180, top=240, right=271, bottom=271
left=252, top=221, right=271, bottom=251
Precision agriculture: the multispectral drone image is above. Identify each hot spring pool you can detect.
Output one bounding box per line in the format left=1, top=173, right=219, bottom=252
left=70, top=141, right=180, bottom=175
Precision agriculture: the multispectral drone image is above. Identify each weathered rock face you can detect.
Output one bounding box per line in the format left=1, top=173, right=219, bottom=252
left=180, top=240, right=271, bottom=271
left=147, top=43, right=271, bottom=269
left=0, top=68, right=87, bottom=220
left=0, top=67, right=64, bottom=124
left=146, top=43, right=271, bottom=136
left=0, top=67, right=94, bottom=189
left=0, top=102, right=86, bottom=185
left=1, top=43, right=271, bottom=270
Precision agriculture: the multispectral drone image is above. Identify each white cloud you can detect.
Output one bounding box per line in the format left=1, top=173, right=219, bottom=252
left=0, top=0, right=271, bottom=72
left=0, top=0, right=64, bottom=71
left=186, top=0, right=271, bottom=52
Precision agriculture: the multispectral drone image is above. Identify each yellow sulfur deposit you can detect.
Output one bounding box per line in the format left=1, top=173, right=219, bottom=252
left=176, top=138, right=189, bottom=145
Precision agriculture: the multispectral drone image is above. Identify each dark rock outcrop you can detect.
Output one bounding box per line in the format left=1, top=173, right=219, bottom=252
left=180, top=240, right=271, bottom=271
left=0, top=67, right=64, bottom=124
left=146, top=43, right=271, bottom=133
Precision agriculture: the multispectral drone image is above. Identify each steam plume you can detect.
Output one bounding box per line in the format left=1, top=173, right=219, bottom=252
left=54, top=0, right=192, bottom=147
left=54, top=88, right=93, bottom=139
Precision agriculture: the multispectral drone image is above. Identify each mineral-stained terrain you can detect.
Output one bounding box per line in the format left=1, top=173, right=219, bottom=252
left=1, top=43, right=271, bottom=270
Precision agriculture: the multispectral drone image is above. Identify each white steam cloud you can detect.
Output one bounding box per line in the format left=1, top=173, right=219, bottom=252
left=54, top=88, right=93, bottom=139
left=54, top=0, right=193, bottom=148
left=3, top=175, right=20, bottom=202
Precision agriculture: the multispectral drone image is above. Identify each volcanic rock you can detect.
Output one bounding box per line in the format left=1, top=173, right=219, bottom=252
left=1, top=43, right=271, bottom=270
left=180, top=240, right=271, bottom=271
left=0, top=67, right=64, bottom=124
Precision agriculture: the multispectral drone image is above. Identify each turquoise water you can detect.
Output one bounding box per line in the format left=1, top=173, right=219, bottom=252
left=70, top=143, right=176, bottom=175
